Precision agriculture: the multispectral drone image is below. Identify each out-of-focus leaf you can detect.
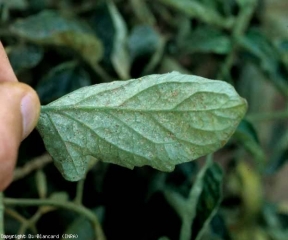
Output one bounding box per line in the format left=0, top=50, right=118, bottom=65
left=143, top=37, right=165, bottom=75
left=233, top=120, right=266, bottom=167
left=176, top=16, right=192, bottom=46
left=128, top=25, right=161, bottom=61
left=236, top=119, right=258, bottom=142
left=28, top=0, right=48, bottom=11
left=199, top=0, right=218, bottom=10
left=128, top=24, right=164, bottom=74
left=276, top=40, right=288, bottom=69
left=159, top=56, right=191, bottom=74
left=107, top=0, right=130, bottom=79
left=210, top=214, right=232, bottom=240
left=4, top=0, right=28, bottom=10
left=240, top=29, right=288, bottom=97
left=190, top=158, right=223, bottom=240
left=37, top=72, right=247, bottom=181
left=164, top=156, right=223, bottom=240
left=129, top=0, right=156, bottom=25
left=267, top=149, right=288, bottom=175
left=267, top=127, right=288, bottom=174
left=179, top=26, right=232, bottom=54
left=262, top=0, right=288, bottom=41
left=8, top=44, right=43, bottom=73
left=225, top=161, right=265, bottom=240
left=164, top=162, right=198, bottom=199
left=10, top=10, right=103, bottom=67
left=263, top=203, right=288, bottom=240
left=236, top=161, right=263, bottom=218
left=157, top=0, right=234, bottom=29
left=227, top=161, right=262, bottom=221
left=240, top=29, right=278, bottom=75
left=90, top=4, right=114, bottom=64
left=237, top=63, right=273, bottom=114
left=36, top=61, right=91, bottom=104
left=62, top=216, right=94, bottom=240
left=232, top=226, right=269, bottom=240
left=236, top=0, right=258, bottom=7
left=61, top=207, right=104, bottom=240
left=219, top=0, right=238, bottom=16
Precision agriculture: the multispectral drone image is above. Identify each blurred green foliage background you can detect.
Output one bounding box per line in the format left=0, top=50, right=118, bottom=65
left=1, top=0, right=288, bottom=239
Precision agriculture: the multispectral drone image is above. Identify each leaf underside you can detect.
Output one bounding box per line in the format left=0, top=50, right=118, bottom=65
left=37, top=72, right=247, bottom=181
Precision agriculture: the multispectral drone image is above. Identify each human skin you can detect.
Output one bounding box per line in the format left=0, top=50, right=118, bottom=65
left=0, top=42, right=40, bottom=190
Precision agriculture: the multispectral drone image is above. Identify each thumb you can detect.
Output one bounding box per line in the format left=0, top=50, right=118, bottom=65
left=0, top=82, right=40, bottom=190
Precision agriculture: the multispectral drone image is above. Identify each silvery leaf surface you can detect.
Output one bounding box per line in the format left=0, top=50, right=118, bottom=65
left=37, top=72, right=247, bottom=181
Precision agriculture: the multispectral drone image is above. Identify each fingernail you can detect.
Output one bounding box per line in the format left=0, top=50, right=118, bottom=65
left=21, top=93, right=37, bottom=139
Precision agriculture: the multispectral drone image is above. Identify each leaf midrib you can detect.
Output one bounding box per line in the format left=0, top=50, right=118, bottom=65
left=41, top=102, right=243, bottom=114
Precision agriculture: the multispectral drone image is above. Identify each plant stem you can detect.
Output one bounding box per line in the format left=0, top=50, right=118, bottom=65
left=4, top=208, right=39, bottom=234
left=13, top=154, right=53, bottom=182
left=0, top=192, right=4, bottom=234
left=4, top=208, right=27, bottom=224
left=74, top=179, right=85, bottom=205
left=4, top=198, right=106, bottom=240
left=18, top=210, right=42, bottom=234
